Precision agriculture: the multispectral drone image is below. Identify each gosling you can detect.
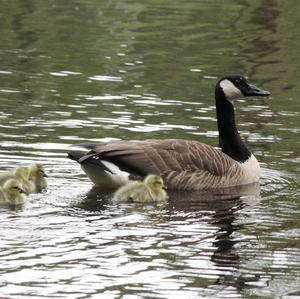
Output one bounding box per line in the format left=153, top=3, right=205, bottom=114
left=0, top=167, right=34, bottom=194
left=0, top=178, right=27, bottom=205
left=113, top=174, right=168, bottom=203
left=28, top=163, right=47, bottom=193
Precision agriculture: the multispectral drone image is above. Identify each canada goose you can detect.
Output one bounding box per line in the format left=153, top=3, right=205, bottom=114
left=28, top=163, right=47, bottom=193
left=0, top=178, right=27, bottom=205
left=0, top=167, right=34, bottom=193
left=68, top=75, right=270, bottom=190
left=114, top=174, right=168, bottom=203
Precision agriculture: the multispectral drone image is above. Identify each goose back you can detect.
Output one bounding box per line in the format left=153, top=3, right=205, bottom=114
left=69, top=139, right=251, bottom=190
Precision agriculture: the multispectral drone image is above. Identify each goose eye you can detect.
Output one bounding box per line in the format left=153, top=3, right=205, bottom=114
left=236, top=78, right=245, bottom=85
left=241, top=77, right=249, bottom=84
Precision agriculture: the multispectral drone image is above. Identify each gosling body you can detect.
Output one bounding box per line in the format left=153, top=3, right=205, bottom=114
left=0, top=167, right=34, bottom=193
left=28, top=163, right=47, bottom=193
left=114, top=174, right=168, bottom=203
left=0, top=178, right=27, bottom=205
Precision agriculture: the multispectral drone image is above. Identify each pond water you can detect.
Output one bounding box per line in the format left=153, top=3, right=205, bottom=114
left=0, top=1, right=299, bottom=298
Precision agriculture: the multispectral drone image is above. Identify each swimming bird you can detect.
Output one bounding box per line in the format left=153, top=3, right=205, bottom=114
left=113, top=174, right=168, bottom=203
left=0, top=167, right=34, bottom=193
left=0, top=178, right=27, bottom=205
left=28, top=163, right=47, bottom=193
left=68, top=75, right=270, bottom=190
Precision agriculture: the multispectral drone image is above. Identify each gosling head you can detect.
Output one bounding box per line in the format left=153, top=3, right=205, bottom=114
left=218, top=75, right=270, bottom=101
left=13, top=167, right=30, bottom=180
left=29, top=163, right=47, bottom=179
left=144, top=175, right=166, bottom=193
left=3, top=178, right=27, bottom=196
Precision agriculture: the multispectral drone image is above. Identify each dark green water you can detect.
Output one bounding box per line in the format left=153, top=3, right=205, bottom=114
left=0, top=1, right=299, bottom=298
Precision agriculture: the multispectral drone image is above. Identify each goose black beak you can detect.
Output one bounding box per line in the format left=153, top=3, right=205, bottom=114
left=243, top=83, right=271, bottom=97
left=162, top=185, right=168, bottom=191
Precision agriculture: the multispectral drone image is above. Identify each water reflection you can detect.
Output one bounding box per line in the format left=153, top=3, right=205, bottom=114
left=167, top=185, right=261, bottom=296
left=77, top=182, right=260, bottom=211
left=1, top=0, right=300, bottom=298
left=67, top=183, right=262, bottom=298
left=74, top=186, right=111, bottom=212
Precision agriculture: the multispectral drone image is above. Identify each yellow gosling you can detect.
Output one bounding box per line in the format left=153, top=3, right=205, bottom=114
left=0, top=178, right=27, bottom=205
left=114, top=174, right=168, bottom=203
left=0, top=167, right=34, bottom=194
left=28, top=163, right=47, bottom=193
left=0, top=170, right=16, bottom=185
left=13, top=167, right=35, bottom=193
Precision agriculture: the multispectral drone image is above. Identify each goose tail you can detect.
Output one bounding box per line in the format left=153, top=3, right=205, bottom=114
left=68, top=146, right=130, bottom=188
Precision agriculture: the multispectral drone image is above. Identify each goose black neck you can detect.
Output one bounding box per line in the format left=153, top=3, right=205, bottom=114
left=215, top=86, right=251, bottom=162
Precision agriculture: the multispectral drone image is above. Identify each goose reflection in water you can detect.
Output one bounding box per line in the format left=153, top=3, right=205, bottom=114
left=165, top=183, right=262, bottom=295
left=74, top=182, right=261, bottom=297
left=78, top=181, right=260, bottom=210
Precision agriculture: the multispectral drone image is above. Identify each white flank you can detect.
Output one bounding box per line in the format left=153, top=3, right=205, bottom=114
left=81, top=160, right=130, bottom=188
left=239, top=154, right=260, bottom=184
left=219, top=79, right=242, bottom=100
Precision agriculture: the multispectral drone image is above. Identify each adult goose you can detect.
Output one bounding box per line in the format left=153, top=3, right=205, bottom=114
left=68, top=75, right=270, bottom=190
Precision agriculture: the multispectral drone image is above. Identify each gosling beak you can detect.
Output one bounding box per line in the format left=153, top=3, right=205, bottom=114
left=43, top=173, right=48, bottom=177
left=162, top=185, right=168, bottom=190
left=20, top=189, right=29, bottom=195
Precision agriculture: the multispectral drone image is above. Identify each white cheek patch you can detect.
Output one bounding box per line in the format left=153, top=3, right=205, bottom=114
left=219, top=79, right=242, bottom=100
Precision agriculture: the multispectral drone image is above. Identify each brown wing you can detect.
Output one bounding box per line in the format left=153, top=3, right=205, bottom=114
left=79, top=139, right=240, bottom=189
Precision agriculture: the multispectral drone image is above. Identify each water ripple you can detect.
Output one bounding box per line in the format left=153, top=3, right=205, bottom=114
left=88, top=75, right=123, bottom=82
left=0, top=0, right=299, bottom=298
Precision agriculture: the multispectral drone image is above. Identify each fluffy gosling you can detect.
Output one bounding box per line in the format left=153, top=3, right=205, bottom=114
left=0, top=178, right=27, bottom=205
left=113, top=174, right=168, bottom=203
left=14, top=167, right=35, bottom=193
left=28, top=163, right=47, bottom=193
left=0, top=167, right=34, bottom=194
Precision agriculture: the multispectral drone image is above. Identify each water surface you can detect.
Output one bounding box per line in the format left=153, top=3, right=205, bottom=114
left=0, top=1, right=299, bottom=298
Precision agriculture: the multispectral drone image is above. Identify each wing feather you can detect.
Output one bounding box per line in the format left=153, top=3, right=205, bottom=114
left=74, top=139, right=240, bottom=189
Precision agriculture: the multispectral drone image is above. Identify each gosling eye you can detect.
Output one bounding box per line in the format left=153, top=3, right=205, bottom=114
left=40, top=170, right=48, bottom=177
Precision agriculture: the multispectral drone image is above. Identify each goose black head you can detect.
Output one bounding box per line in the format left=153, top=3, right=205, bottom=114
left=218, top=75, right=270, bottom=101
